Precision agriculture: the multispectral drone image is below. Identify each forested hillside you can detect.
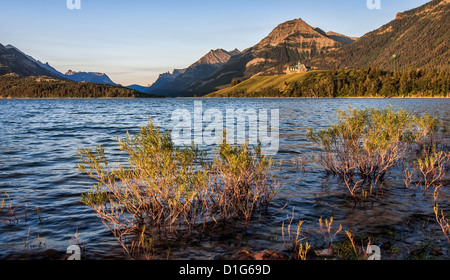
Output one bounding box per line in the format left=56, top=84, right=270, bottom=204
left=308, top=0, right=450, bottom=71
left=0, top=75, right=157, bottom=98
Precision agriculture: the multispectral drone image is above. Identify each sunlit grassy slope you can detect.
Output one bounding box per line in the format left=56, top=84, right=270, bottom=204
left=206, top=72, right=311, bottom=98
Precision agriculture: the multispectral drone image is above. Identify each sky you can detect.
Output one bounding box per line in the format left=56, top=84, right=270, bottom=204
left=0, top=0, right=431, bottom=86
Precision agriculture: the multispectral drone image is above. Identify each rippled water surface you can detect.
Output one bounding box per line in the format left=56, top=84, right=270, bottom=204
left=1, top=98, right=450, bottom=260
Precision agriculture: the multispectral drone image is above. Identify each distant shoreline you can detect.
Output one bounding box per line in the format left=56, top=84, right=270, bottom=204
left=0, top=97, right=157, bottom=100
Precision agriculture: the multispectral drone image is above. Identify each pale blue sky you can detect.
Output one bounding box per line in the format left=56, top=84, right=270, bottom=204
left=0, top=0, right=431, bottom=86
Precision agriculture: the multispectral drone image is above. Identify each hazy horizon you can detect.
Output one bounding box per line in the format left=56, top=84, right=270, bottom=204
left=0, top=0, right=431, bottom=86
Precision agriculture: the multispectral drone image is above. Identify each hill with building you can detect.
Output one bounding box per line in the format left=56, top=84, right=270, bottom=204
left=185, top=18, right=353, bottom=96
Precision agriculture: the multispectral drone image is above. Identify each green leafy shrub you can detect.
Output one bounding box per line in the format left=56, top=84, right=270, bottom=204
left=210, top=134, right=279, bottom=222
left=77, top=120, right=280, bottom=259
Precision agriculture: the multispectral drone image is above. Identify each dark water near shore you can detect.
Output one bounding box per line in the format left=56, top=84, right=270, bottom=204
left=1, top=98, right=450, bottom=260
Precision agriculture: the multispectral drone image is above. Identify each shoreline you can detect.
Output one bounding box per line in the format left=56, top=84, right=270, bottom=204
left=1, top=96, right=449, bottom=100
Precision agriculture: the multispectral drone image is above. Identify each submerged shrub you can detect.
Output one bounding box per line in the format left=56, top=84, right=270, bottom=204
left=307, top=106, right=445, bottom=198
left=210, top=133, right=279, bottom=222
left=77, top=119, right=280, bottom=259
left=407, top=148, right=450, bottom=243
left=1, top=191, right=18, bottom=224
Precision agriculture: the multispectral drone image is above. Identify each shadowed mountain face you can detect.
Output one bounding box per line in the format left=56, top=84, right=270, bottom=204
left=0, top=44, right=63, bottom=78
left=186, top=18, right=352, bottom=96
left=308, top=0, right=450, bottom=71
left=148, top=48, right=240, bottom=96
left=147, top=68, right=187, bottom=91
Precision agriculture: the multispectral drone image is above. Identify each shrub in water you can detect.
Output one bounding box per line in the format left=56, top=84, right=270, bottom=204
left=307, top=106, right=445, bottom=198
left=77, top=120, right=280, bottom=259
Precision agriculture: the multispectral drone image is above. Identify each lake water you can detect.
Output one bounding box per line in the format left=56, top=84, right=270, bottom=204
left=1, top=98, right=450, bottom=260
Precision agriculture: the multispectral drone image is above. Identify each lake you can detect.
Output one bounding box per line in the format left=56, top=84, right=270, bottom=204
left=1, top=98, right=449, bottom=260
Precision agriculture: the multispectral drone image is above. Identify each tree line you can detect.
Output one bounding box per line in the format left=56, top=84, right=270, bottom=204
left=0, top=75, right=158, bottom=98
left=291, top=68, right=449, bottom=98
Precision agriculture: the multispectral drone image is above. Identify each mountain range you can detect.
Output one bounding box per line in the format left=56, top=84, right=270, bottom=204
left=0, top=43, right=63, bottom=78
left=0, top=44, right=118, bottom=85
left=63, top=70, right=117, bottom=85
left=148, top=18, right=358, bottom=96
left=1, top=0, right=448, bottom=97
